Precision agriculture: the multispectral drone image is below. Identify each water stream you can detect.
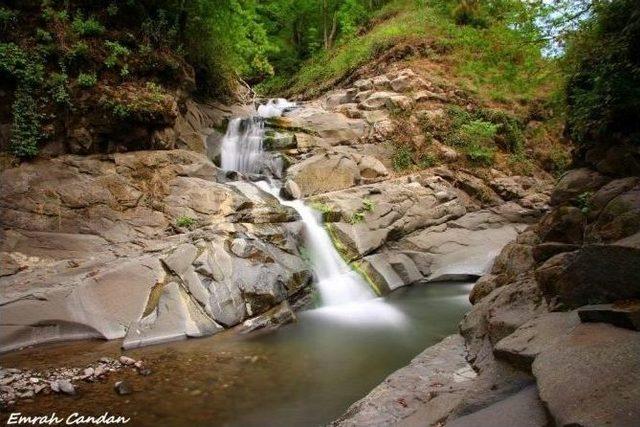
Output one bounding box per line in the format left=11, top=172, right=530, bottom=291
left=0, top=100, right=473, bottom=427
left=222, top=98, right=387, bottom=310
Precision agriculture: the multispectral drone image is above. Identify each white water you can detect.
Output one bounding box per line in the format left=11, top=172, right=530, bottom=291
left=221, top=100, right=404, bottom=323
left=221, top=99, right=296, bottom=173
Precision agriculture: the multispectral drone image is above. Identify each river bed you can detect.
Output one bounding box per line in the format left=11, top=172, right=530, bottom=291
left=0, top=282, right=471, bottom=427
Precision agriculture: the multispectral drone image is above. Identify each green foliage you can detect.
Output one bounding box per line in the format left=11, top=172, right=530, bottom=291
left=0, top=7, right=18, bottom=33
left=311, top=201, right=332, bottom=214
left=107, top=3, right=119, bottom=17
left=549, top=145, right=571, bottom=176
left=457, top=120, right=498, bottom=147
left=9, top=88, right=41, bottom=158
left=392, top=146, right=413, bottom=171
left=71, top=14, right=105, bottom=37
left=350, top=211, right=365, bottom=224
left=104, top=41, right=130, bottom=69
left=576, top=191, right=593, bottom=214
left=563, top=0, right=640, bottom=145
left=465, top=143, right=495, bottom=166
left=48, top=72, right=71, bottom=105
left=175, top=215, right=197, bottom=229
left=362, top=198, right=375, bottom=212
left=418, top=153, right=437, bottom=168
left=36, top=28, right=53, bottom=43
left=476, top=109, right=524, bottom=152
left=67, top=41, right=90, bottom=61
left=1, top=43, right=45, bottom=158
left=77, top=72, right=97, bottom=88
left=453, top=0, right=487, bottom=28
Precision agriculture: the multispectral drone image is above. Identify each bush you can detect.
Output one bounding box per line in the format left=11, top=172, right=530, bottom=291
left=48, top=72, right=71, bottom=105
left=72, top=14, right=105, bottom=37
left=452, top=0, right=488, bottom=28
left=465, top=143, right=495, bottom=166
left=175, top=215, right=196, bottom=229
left=457, top=120, right=498, bottom=146
left=67, top=41, right=90, bottom=61
left=10, top=88, right=41, bottom=158
left=77, top=72, right=97, bottom=88
left=563, top=0, right=640, bottom=145
left=104, top=41, right=130, bottom=68
left=392, top=146, right=413, bottom=171
left=0, top=7, right=18, bottom=33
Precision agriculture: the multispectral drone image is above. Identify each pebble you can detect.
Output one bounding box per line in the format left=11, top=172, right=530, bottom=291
left=138, top=368, right=152, bottom=376
left=51, top=379, right=75, bottom=395
left=119, top=356, right=136, bottom=366
left=114, top=381, right=132, bottom=395
left=83, top=367, right=94, bottom=378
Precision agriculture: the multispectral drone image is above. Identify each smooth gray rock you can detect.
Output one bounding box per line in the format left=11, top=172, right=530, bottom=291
left=122, top=282, right=223, bottom=349
left=447, top=385, right=548, bottom=427
left=533, top=323, right=640, bottom=427
left=331, top=335, right=476, bottom=427
left=494, top=311, right=580, bottom=371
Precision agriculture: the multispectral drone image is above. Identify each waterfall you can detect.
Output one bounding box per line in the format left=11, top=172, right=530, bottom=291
left=220, top=99, right=377, bottom=307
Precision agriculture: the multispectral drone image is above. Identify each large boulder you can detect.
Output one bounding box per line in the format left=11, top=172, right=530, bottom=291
left=535, top=245, right=640, bottom=309
left=286, top=153, right=361, bottom=197
left=269, top=108, right=366, bottom=146
left=533, top=323, right=640, bottom=427
left=331, top=335, right=477, bottom=427
left=549, top=167, right=610, bottom=206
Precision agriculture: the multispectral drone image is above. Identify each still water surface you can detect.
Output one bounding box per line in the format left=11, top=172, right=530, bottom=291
left=0, top=282, right=471, bottom=427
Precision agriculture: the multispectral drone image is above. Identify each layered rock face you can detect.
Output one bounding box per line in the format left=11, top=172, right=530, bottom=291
left=0, top=150, right=312, bottom=352
left=258, top=68, right=552, bottom=296
left=334, top=142, right=640, bottom=426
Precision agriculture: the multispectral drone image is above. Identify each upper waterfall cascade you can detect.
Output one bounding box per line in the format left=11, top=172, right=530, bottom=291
left=220, top=99, right=399, bottom=310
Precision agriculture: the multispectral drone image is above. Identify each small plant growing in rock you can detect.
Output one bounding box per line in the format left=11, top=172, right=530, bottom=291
left=392, top=146, right=413, bottom=171
left=175, top=215, right=196, bottom=229
left=418, top=153, right=437, bottom=168
left=77, top=72, right=97, bottom=88
left=576, top=191, right=593, bottom=214
left=310, top=201, right=332, bottom=214
left=350, top=211, right=365, bottom=224
left=362, top=198, right=375, bottom=212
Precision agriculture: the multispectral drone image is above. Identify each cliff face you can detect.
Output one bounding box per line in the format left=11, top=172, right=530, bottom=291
left=334, top=142, right=640, bottom=426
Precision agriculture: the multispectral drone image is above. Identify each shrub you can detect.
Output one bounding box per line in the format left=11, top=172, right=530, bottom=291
left=77, top=72, right=97, bottom=88
left=67, top=41, right=90, bottom=61
left=392, top=146, right=413, bottom=171
left=0, top=7, right=18, bottom=33
left=457, top=120, right=498, bottom=147
left=175, top=215, right=196, bottom=229
left=452, top=0, right=488, bottom=28
left=48, top=72, right=71, bottom=105
left=104, top=41, right=130, bottom=69
left=418, top=153, right=437, bottom=168
left=576, top=191, right=593, bottom=214
left=10, top=88, right=41, bottom=158
left=465, top=143, right=495, bottom=166
left=549, top=145, right=571, bottom=176
left=36, top=28, right=53, bottom=43
left=72, top=14, right=105, bottom=37
left=563, top=0, right=640, bottom=145
left=476, top=109, right=524, bottom=152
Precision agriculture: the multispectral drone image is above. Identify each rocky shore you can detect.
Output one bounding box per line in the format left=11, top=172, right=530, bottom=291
left=333, top=142, right=640, bottom=426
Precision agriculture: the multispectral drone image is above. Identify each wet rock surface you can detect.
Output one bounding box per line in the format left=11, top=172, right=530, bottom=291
left=0, top=149, right=312, bottom=353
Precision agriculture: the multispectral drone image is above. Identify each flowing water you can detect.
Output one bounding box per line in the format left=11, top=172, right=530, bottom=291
left=0, top=283, right=472, bottom=427
left=0, top=99, right=473, bottom=427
